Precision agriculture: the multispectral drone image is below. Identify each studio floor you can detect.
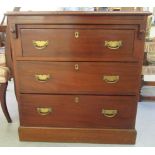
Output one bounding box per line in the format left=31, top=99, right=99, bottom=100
left=0, top=80, right=155, bottom=147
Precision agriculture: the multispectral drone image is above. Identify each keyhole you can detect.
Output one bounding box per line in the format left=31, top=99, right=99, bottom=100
left=75, top=64, right=79, bottom=71
left=75, top=32, right=79, bottom=38
left=75, top=97, right=79, bottom=103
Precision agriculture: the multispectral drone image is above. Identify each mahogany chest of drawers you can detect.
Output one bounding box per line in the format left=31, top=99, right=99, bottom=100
left=6, top=11, right=150, bottom=144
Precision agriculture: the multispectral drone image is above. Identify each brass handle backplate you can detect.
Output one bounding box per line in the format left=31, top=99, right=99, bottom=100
left=37, top=108, right=52, bottom=115
left=105, top=40, right=122, bottom=50
left=35, top=74, right=50, bottom=82
left=33, top=40, right=48, bottom=50
left=102, top=109, right=118, bottom=118
left=75, top=32, right=79, bottom=38
left=103, top=75, right=119, bottom=84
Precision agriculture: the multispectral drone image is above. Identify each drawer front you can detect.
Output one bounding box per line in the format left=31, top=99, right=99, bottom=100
left=20, top=28, right=135, bottom=60
left=20, top=94, right=137, bottom=129
left=17, top=61, right=140, bottom=94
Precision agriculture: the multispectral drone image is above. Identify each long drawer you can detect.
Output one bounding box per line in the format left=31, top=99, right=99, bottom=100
left=19, top=94, right=137, bottom=129
left=20, top=28, right=135, bottom=61
left=17, top=61, right=140, bottom=95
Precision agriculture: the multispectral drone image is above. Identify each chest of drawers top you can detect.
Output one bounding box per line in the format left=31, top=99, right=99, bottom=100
left=6, top=11, right=151, bottom=26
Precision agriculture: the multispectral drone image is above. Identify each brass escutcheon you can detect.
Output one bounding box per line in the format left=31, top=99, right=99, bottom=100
left=74, top=97, right=79, bottom=103
left=75, top=32, right=79, bottom=38
left=74, top=64, right=79, bottom=71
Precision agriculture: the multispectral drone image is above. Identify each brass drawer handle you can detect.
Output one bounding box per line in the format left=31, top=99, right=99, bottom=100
left=103, top=75, right=119, bottom=84
left=37, top=108, right=52, bottom=115
left=102, top=109, right=118, bottom=118
left=75, top=32, right=79, bottom=38
left=35, top=74, right=50, bottom=82
left=105, top=40, right=122, bottom=50
left=33, top=40, right=48, bottom=50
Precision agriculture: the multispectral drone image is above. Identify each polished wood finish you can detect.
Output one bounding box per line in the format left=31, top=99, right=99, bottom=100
left=0, top=24, right=12, bottom=123
left=0, top=83, right=12, bottom=122
left=143, top=81, right=155, bottom=86
left=0, top=25, right=6, bottom=32
left=0, top=26, right=6, bottom=47
left=6, top=11, right=151, bottom=16
left=7, top=11, right=150, bottom=144
left=5, top=26, right=13, bottom=77
left=19, top=94, right=137, bottom=128
left=19, top=127, right=137, bottom=144
left=17, top=61, right=139, bottom=94
left=20, top=28, right=134, bottom=60
left=141, top=96, right=155, bottom=101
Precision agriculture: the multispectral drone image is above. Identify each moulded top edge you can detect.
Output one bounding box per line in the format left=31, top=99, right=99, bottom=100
left=5, top=11, right=152, bottom=16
